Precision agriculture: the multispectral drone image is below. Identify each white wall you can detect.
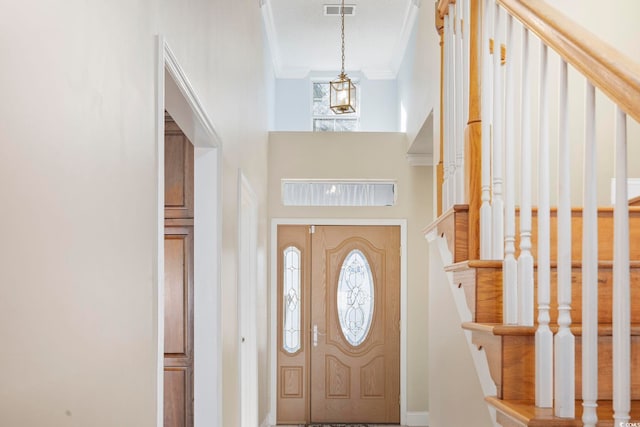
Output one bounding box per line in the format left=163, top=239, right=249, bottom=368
left=397, top=2, right=441, bottom=151
left=268, top=131, right=432, bottom=419
left=274, top=72, right=399, bottom=131
left=0, top=1, right=271, bottom=426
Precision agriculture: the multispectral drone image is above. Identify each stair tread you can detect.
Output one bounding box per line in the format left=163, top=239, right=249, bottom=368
left=462, top=321, right=640, bottom=336
left=446, top=258, right=640, bottom=271
left=487, top=396, right=640, bottom=426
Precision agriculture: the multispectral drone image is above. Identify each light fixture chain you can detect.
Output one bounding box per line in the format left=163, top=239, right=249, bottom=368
left=341, top=0, right=345, bottom=75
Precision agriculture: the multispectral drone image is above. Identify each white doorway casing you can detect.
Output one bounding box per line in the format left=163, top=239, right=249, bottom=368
left=156, top=36, right=223, bottom=427
left=238, top=171, right=259, bottom=427
left=269, top=218, right=408, bottom=425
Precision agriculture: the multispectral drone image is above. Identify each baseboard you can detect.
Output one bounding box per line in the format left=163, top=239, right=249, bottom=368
left=262, top=411, right=429, bottom=427
left=406, top=410, right=430, bottom=426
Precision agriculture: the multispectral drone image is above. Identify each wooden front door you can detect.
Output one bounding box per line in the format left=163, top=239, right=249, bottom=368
left=277, top=225, right=400, bottom=424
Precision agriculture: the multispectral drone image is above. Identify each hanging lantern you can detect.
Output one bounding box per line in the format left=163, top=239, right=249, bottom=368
left=329, top=0, right=356, bottom=115
left=330, top=73, right=356, bottom=114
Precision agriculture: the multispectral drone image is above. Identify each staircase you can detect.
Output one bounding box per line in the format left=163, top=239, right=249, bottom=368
left=426, top=205, right=640, bottom=425
left=428, top=2, right=640, bottom=424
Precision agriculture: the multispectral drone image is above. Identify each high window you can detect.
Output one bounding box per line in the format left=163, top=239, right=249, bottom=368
left=312, top=81, right=359, bottom=132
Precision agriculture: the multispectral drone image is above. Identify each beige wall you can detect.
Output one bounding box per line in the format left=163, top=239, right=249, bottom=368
left=0, top=1, right=270, bottom=426
left=268, top=131, right=433, bottom=416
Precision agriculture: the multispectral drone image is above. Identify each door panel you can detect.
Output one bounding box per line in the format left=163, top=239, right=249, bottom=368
left=164, top=227, right=194, bottom=427
left=164, top=236, right=187, bottom=356
left=164, top=113, right=194, bottom=220
left=277, top=225, right=311, bottom=424
left=164, top=367, right=192, bottom=427
left=164, top=230, right=193, bottom=361
left=310, top=225, right=400, bottom=423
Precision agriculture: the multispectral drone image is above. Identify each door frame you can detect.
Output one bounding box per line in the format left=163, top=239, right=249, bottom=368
left=238, top=170, right=259, bottom=427
left=269, top=218, right=408, bottom=425
left=156, top=36, right=223, bottom=427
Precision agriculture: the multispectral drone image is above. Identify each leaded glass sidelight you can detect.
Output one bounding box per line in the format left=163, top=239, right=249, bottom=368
left=337, top=249, right=374, bottom=346
left=283, top=246, right=301, bottom=353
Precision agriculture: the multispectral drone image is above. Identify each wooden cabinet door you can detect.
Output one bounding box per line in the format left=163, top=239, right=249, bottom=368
left=310, top=225, right=400, bottom=424
left=164, top=112, right=194, bottom=427
left=164, top=227, right=194, bottom=427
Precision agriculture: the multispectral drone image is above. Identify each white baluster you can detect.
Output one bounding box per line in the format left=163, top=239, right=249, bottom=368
left=455, top=0, right=465, bottom=204
left=480, top=0, right=493, bottom=259
left=503, top=13, right=517, bottom=325
left=518, top=27, right=534, bottom=327
left=581, top=82, right=598, bottom=427
left=448, top=7, right=456, bottom=208
left=535, top=43, right=553, bottom=409
left=613, top=106, right=630, bottom=426
left=443, top=13, right=451, bottom=210
left=554, top=58, right=575, bottom=419
left=492, top=2, right=504, bottom=259
left=463, top=0, right=470, bottom=127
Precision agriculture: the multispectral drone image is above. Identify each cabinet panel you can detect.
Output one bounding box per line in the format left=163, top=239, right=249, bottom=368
left=164, top=367, right=193, bottom=427
left=165, top=115, right=194, bottom=219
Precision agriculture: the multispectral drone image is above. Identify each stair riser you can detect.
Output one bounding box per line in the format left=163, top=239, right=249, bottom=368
left=474, top=332, right=640, bottom=401
left=517, top=209, right=640, bottom=261
left=458, top=266, right=640, bottom=324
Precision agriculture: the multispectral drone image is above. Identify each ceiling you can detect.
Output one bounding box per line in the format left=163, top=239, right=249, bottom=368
left=261, top=0, right=422, bottom=79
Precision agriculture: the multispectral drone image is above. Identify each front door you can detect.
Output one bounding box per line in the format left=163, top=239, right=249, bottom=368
left=277, top=225, right=400, bottom=424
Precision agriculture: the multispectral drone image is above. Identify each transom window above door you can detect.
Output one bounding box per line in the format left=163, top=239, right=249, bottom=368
left=312, top=81, right=360, bottom=132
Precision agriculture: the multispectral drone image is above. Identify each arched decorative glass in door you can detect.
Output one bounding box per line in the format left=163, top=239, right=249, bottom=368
left=337, top=249, right=375, bottom=346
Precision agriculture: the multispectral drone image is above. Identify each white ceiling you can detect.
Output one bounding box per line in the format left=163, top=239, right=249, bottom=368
left=261, top=0, right=421, bottom=79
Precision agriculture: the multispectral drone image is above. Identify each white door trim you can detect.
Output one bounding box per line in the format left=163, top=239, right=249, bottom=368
left=156, top=35, right=223, bottom=427
left=269, top=218, right=408, bottom=425
left=238, top=170, right=259, bottom=427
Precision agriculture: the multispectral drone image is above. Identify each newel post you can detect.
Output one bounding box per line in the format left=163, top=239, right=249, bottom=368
left=464, top=0, right=482, bottom=260
left=435, top=3, right=445, bottom=217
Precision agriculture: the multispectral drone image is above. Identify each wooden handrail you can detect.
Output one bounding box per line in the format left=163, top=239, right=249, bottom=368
left=498, top=0, right=640, bottom=123
left=438, top=0, right=640, bottom=121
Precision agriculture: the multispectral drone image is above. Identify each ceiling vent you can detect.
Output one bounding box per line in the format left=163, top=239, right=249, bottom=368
left=324, top=4, right=356, bottom=16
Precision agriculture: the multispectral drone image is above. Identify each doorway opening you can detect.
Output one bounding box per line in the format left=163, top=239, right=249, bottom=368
left=156, top=37, right=222, bottom=427
left=270, top=219, right=408, bottom=425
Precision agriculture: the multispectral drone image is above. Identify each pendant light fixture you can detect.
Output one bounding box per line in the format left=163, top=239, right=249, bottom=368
left=329, top=0, right=356, bottom=114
